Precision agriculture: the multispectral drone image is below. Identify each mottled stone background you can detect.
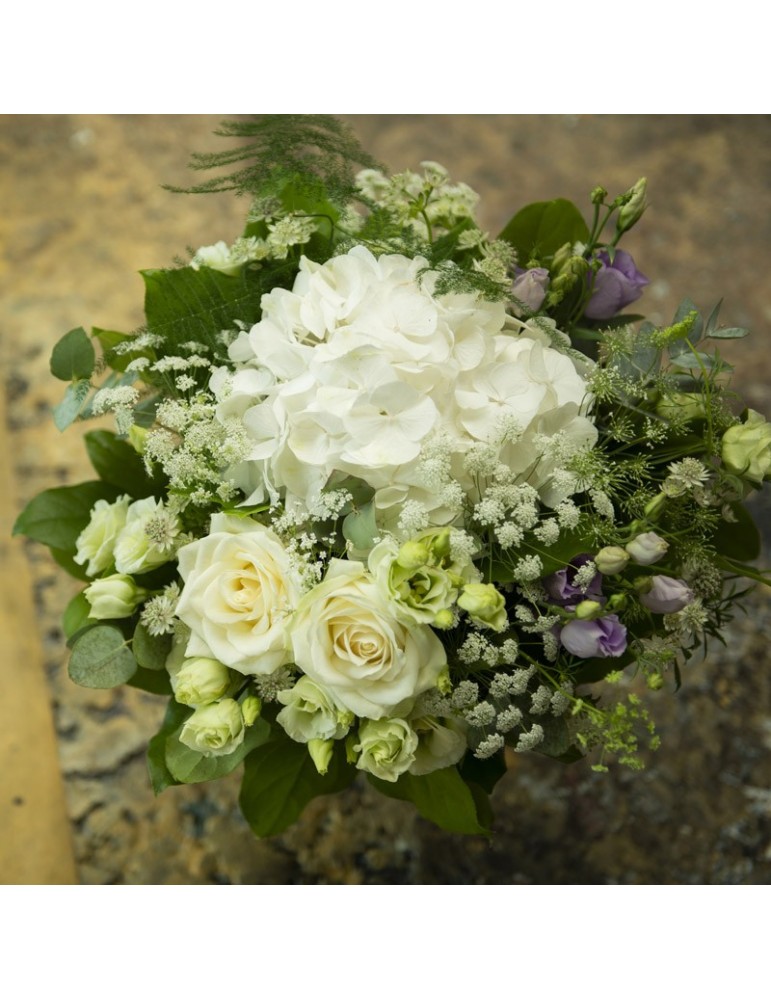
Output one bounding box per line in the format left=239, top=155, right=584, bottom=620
left=3, top=115, right=771, bottom=883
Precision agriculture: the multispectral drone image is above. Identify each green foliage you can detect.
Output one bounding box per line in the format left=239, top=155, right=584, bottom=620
left=53, top=379, right=92, bottom=431
left=370, top=766, right=491, bottom=835
left=127, top=667, right=173, bottom=696
left=147, top=701, right=188, bottom=794
left=239, top=736, right=356, bottom=837
left=50, top=327, right=95, bottom=381
left=342, top=501, right=378, bottom=554
left=85, top=429, right=163, bottom=499
left=714, top=501, right=761, bottom=562
left=499, top=198, right=590, bottom=265
left=166, top=115, right=381, bottom=207
left=141, top=263, right=283, bottom=358
left=165, top=716, right=270, bottom=784
left=13, top=481, right=121, bottom=554
left=132, top=621, right=172, bottom=671
left=62, top=592, right=93, bottom=641
left=68, top=624, right=138, bottom=688
left=458, top=750, right=507, bottom=793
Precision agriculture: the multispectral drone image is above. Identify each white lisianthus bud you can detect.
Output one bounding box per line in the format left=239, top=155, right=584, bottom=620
left=307, top=738, right=335, bottom=776
left=171, top=656, right=232, bottom=708
left=276, top=676, right=351, bottom=743
left=354, top=718, right=418, bottom=782
left=722, top=410, right=771, bottom=484
left=409, top=716, right=466, bottom=776
left=74, top=495, right=131, bottom=577
left=457, top=583, right=507, bottom=631
left=594, top=546, right=630, bottom=575
left=574, top=599, right=603, bottom=620
left=84, top=573, right=147, bottom=619
left=617, top=177, right=648, bottom=233
left=179, top=699, right=245, bottom=757
left=625, top=531, right=669, bottom=566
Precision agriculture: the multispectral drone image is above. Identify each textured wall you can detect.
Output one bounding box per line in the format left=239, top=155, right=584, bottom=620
left=3, top=114, right=771, bottom=883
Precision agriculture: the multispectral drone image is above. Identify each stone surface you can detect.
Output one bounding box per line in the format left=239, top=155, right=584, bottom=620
left=3, top=114, right=771, bottom=883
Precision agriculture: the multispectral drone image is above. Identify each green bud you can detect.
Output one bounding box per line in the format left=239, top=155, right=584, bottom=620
left=458, top=582, right=507, bottom=631
left=617, top=177, right=648, bottom=233
left=396, top=540, right=430, bottom=570
left=722, top=410, right=771, bottom=484
left=643, top=493, right=667, bottom=521
left=344, top=733, right=359, bottom=765
left=574, top=600, right=603, bottom=620
left=428, top=527, right=452, bottom=561
left=594, top=546, right=630, bottom=575
left=128, top=424, right=149, bottom=454
left=436, top=666, right=452, bottom=695
left=551, top=242, right=572, bottom=273
left=607, top=593, right=628, bottom=612
left=590, top=186, right=608, bottom=206
left=241, top=694, right=262, bottom=727
left=307, top=738, right=335, bottom=776
left=173, top=656, right=232, bottom=708
left=84, top=573, right=147, bottom=620
left=656, top=391, right=706, bottom=425
left=433, top=608, right=454, bottom=629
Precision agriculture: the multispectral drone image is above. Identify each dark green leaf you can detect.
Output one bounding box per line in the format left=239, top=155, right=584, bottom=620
left=142, top=264, right=273, bottom=356
left=714, top=502, right=761, bottom=562
left=68, top=625, right=137, bottom=688
left=85, top=429, right=164, bottom=498
left=148, top=701, right=189, bottom=794
left=13, top=481, right=121, bottom=552
left=94, top=328, right=149, bottom=373
left=499, top=198, right=590, bottom=263
left=572, top=649, right=635, bottom=684
left=53, top=379, right=92, bottom=431
left=62, top=592, right=93, bottom=640
left=127, top=666, right=173, bottom=695
left=239, top=737, right=355, bottom=837
left=370, top=767, right=490, bottom=835
left=166, top=717, right=271, bottom=785
left=50, top=546, right=91, bottom=581
left=132, top=621, right=172, bottom=671
left=50, top=327, right=95, bottom=381
left=458, top=750, right=507, bottom=793
left=532, top=714, right=583, bottom=763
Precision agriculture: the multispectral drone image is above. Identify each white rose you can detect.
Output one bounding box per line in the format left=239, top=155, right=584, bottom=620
left=276, top=677, right=352, bottom=743
left=179, top=699, right=245, bottom=757
left=175, top=514, right=300, bottom=675
left=74, top=495, right=130, bottom=576
left=290, top=560, right=447, bottom=720
left=113, top=497, right=180, bottom=575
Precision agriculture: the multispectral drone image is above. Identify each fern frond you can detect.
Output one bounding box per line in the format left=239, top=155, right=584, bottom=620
left=165, top=115, right=382, bottom=206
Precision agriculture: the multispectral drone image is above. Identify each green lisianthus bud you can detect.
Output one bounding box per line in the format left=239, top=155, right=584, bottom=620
left=656, top=392, right=706, bottom=424
left=396, top=540, right=430, bottom=570
left=179, top=699, right=245, bottom=758
left=84, top=573, right=147, bottom=620
left=574, top=599, right=603, bottom=620
left=433, top=608, right=454, bottom=629
left=594, top=546, right=630, bottom=575
left=458, top=583, right=507, bottom=631
left=128, top=424, right=149, bottom=454
left=241, top=694, right=262, bottom=727
left=591, top=186, right=608, bottom=206
left=436, top=666, right=452, bottom=695
left=617, top=177, right=648, bottom=233
left=173, top=656, right=232, bottom=708
left=308, top=738, right=335, bottom=776
left=722, top=410, right=771, bottom=484
left=643, top=494, right=667, bottom=521
left=607, top=593, right=628, bottom=612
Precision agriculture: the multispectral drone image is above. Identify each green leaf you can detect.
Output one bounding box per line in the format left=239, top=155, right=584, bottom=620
left=127, top=666, right=173, bottom=695
left=708, top=326, right=749, bottom=340
left=68, top=624, right=137, bottom=689
left=147, top=701, right=188, bottom=794
left=85, top=429, right=164, bottom=498
left=714, top=501, right=761, bottom=562
left=239, top=737, right=355, bottom=837
left=93, top=328, right=149, bottom=373
left=532, top=714, right=583, bottom=763
left=132, top=622, right=172, bottom=671
left=62, top=592, right=93, bottom=640
left=142, top=264, right=275, bottom=356
left=166, top=716, right=271, bottom=785
left=50, top=327, right=95, bottom=381
left=499, top=198, right=590, bottom=264
left=369, top=766, right=490, bottom=835
left=458, top=750, right=507, bottom=794
left=50, top=546, right=91, bottom=581
left=13, top=481, right=121, bottom=552
left=572, top=649, right=635, bottom=685
left=342, top=501, right=378, bottom=554
left=494, top=526, right=594, bottom=582
left=52, top=379, right=92, bottom=431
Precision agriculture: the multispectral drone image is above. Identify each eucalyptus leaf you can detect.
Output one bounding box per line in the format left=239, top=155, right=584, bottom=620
left=50, top=326, right=95, bottom=381
left=239, top=737, right=355, bottom=837
left=132, top=622, right=172, bottom=671
left=165, top=717, right=270, bottom=785
left=342, top=501, right=378, bottom=555
left=68, top=625, right=137, bottom=689
left=53, top=379, right=92, bottom=431
left=13, top=480, right=121, bottom=552
left=370, top=766, right=491, bottom=835
left=708, top=326, right=749, bottom=340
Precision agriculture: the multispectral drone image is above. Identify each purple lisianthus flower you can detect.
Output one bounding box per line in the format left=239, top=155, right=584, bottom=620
left=512, top=267, right=550, bottom=314
left=545, top=555, right=603, bottom=608
left=639, top=576, right=693, bottom=614
left=560, top=614, right=628, bottom=659
left=584, top=249, right=649, bottom=321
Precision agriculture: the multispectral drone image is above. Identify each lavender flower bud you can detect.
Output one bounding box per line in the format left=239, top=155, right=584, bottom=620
left=559, top=615, right=627, bottom=659
left=639, top=576, right=693, bottom=614
left=584, top=250, right=649, bottom=321
left=512, top=267, right=550, bottom=314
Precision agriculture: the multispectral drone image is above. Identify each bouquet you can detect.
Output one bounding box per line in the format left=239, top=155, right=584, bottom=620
left=15, top=115, right=771, bottom=838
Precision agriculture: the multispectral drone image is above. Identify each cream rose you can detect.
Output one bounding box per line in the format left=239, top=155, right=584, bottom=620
left=74, top=494, right=130, bottom=577
left=175, top=514, right=300, bottom=675
left=290, top=559, right=447, bottom=720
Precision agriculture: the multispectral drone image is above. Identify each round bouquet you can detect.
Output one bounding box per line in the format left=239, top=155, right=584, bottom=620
left=15, top=115, right=770, bottom=837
